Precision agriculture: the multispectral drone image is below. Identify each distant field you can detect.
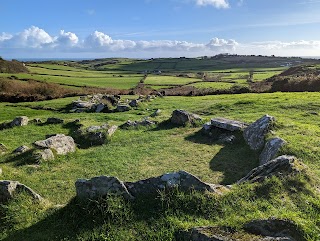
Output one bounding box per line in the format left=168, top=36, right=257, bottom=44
left=186, top=81, right=239, bottom=89
left=145, top=75, right=196, bottom=85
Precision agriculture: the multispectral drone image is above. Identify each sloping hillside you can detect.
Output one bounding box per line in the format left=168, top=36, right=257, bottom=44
left=0, top=58, right=28, bottom=73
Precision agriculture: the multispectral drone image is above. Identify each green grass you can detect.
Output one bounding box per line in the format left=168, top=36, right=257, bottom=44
left=145, top=75, right=195, bottom=85
left=0, top=73, right=141, bottom=89
left=186, top=81, right=236, bottom=89
left=1, top=58, right=320, bottom=240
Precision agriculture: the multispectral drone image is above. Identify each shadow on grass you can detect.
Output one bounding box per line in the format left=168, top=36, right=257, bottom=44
left=1, top=194, right=171, bottom=241
left=149, top=119, right=179, bottom=131
left=185, top=130, right=259, bottom=185
left=2, top=150, right=37, bottom=166
left=209, top=141, right=259, bottom=185
left=184, top=129, right=217, bottom=145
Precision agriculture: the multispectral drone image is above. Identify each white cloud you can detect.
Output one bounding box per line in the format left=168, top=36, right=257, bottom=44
left=1, top=26, right=320, bottom=57
left=194, top=0, right=229, bottom=8
left=56, top=30, right=79, bottom=46
left=206, top=37, right=238, bottom=51
left=0, top=32, right=12, bottom=41
left=8, top=26, right=54, bottom=48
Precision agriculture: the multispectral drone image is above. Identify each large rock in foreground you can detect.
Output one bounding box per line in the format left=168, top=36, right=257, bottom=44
left=126, top=171, right=228, bottom=197
left=259, top=137, right=286, bottom=165
left=76, top=171, right=228, bottom=201
left=171, top=110, right=202, bottom=126
left=0, top=180, right=42, bottom=202
left=34, top=134, right=76, bottom=155
left=237, top=155, right=301, bottom=183
left=76, top=176, right=134, bottom=200
left=243, top=115, right=275, bottom=151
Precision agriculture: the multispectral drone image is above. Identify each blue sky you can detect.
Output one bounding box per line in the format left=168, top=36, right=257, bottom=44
left=1, top=0, right=320, bottom=58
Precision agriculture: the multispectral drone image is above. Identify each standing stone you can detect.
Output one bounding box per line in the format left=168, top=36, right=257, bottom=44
left=10, top=116, right=29, bottom=127
left=171, top=110, right=202, bottom=126
left=259, top=137, right=286, bottom=165
left=243, top=115, right=275, bottom=150
left=13, top=145, right=30, bottom=154
left=34, top=134, right=76, bottom=155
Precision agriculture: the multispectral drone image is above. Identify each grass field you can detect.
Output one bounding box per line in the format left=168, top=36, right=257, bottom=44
left=1, top=57, right=320, bottom=240
left=0, top=92, right=320, bottom=240
left=144, top=75, right=197, bottom=85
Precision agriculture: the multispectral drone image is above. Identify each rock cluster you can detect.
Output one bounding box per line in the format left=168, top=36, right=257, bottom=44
left=121, top=119, right=156, bottom=129
left=71, top=94, right=120, bottom=113
left=203, top=117, right=248, bottom=144
left=76, top=170, right=229, bottom=201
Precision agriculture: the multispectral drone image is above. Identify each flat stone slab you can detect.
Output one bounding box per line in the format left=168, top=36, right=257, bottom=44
left=210, top=117, right=248, bottom=132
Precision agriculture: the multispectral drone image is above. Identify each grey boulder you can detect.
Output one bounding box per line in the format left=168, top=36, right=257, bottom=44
left=76, top=176, right=134, bottom=200
left=0, top=180, right=42, bottom=202
left=259, top=137, right=286, bottom=165
left=10, top=116, right=29, bottom=127
left=34, top=134, right=76, bottom=155
left=32, top=149, right=55, bottom=162
left=171, top=110, right=202, bottom=126
left=243, top=115, right=275, bottom=150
